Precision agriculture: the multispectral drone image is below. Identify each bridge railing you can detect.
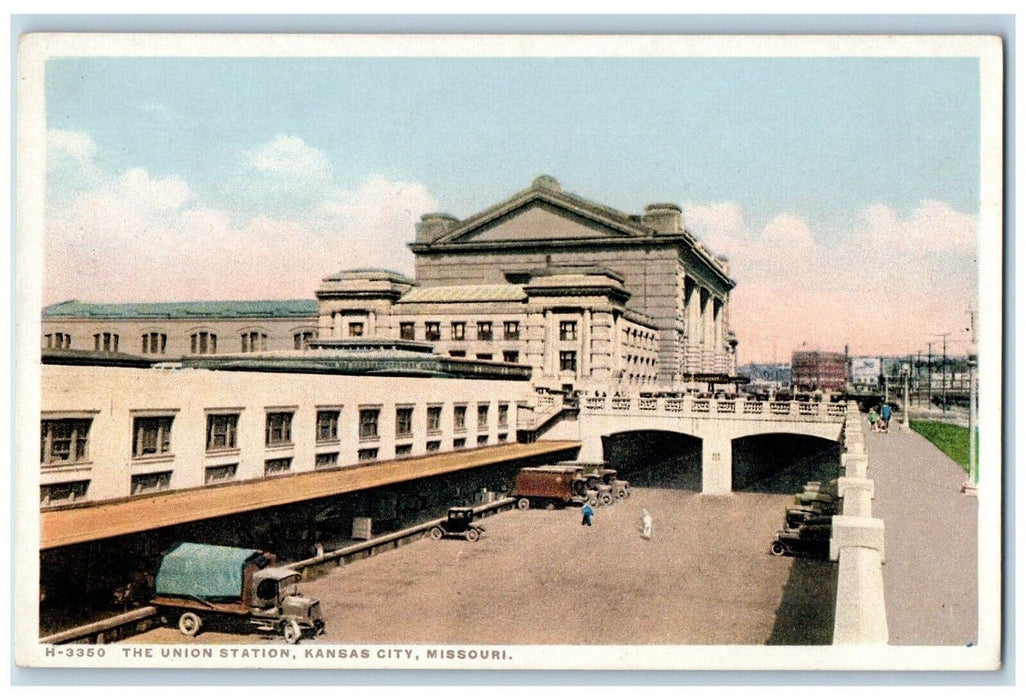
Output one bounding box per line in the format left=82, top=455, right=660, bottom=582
left=579, top=396, right=846, bottom=421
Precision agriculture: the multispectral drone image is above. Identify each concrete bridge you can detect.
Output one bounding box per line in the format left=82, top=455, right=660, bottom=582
left=571, top=395, right=848, bottom=494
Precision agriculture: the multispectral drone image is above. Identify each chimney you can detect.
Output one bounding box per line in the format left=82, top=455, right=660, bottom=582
left=642, top=203, right=683, bottom=234
left=415, top=212, right=460, bottom=243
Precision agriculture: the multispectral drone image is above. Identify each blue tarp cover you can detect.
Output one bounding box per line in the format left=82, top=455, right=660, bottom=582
left=154, top=542, right=262, bottom=600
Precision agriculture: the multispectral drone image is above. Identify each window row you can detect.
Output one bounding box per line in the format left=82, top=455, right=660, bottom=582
left=41, top=402, right=511, bottom=466
left=45, top=330, right=318, bottom=354
left=448, top=350, right=520, bottom=363
left=399, top=320, right=520, bottom=342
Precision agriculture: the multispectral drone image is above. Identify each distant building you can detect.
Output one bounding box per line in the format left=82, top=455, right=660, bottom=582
left=791, top=350, right=849, bottom=392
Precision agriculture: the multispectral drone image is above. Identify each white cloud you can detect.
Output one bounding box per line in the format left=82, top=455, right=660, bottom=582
left=244, top=134, right=331, bottom=183
left=47, top=129, right=103, bottom=201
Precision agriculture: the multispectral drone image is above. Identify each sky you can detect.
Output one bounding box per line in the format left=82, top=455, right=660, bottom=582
left=42, top=56, right=982, bottom=363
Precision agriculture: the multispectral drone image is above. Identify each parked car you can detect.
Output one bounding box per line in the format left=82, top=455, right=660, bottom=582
left=513, top=466, right=598, bottom=510
left=151, top=542, right=324, bottom=643
left=431, top=507, right=485, bottom=542
left=770, top=520, right=832, bottom=559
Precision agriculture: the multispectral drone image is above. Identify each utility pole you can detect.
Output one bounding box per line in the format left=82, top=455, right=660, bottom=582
left=926, top=342, right=934, bottom=409
left=916, top=349, right=923, bottom=406
left=934, top=332, right=952, bottom=414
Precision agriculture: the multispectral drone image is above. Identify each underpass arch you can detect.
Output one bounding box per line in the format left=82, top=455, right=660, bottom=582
left=600, top=429, right=704, bottom=491
left=731, top=432, right=842, bottom=494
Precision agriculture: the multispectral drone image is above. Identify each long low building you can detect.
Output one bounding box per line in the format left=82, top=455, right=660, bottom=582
left=40, top=351, right=533, bottom=511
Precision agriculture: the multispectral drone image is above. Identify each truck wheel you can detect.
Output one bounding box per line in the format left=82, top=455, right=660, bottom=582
left=178, top=612, right=202, bottom=637
left=465, top=528, right=481, bottom=542
left=587, top=495, right=598, bottom=507
left=614, top=488, right=628, bottom=500
left=770, top=541, right=787, bottom=556
left=599, top=493, right=613, bottom=506
left=282, top=619, right=302, bottom=644
left=516, top=498, right=530, bottom=510
left=430, top=526, right=444, bottom=540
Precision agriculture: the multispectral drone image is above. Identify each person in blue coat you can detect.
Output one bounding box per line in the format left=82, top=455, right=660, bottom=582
left=581, top=503, right=595, bottom=527
left=880, top=403, right=893, bottom=433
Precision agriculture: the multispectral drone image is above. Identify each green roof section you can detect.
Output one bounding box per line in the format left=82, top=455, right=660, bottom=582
left=43, top=299, right=319, bottom=320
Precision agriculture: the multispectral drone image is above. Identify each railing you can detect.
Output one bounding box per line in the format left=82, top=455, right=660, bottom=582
left=517, top=394, right=566, bottom=430
left=578, top=396, right=847, bottom=421
left=40, top=498, right=517, bottom=645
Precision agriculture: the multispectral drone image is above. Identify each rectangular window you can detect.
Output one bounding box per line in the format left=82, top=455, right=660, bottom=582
left=425, top=322, right=441, bottom=341
left=241, top=331, right=268, bottom=353
left=357, top=447, right=379, bottom=462
left=426, top=440, right=441, bottom=453
left=348, top=322, right=364, bottom=337
left=560, top=351, right=578, bottom=372
left=191, top=332, right=217, bottom=354
left=400, top=322, right=415, bottom=340
left=316, top=410, right=340, bottom=442
left=133, top=416, right=173, bottom=458
left=265, top=412, right=293, bottom=446
left=205, top=464, right=237, bottom=484
left=477, top=321, right=493, bottom=341
left=503, top=321, right=520, bottom=340
left=451, top=321, right=466, bottom=340
left=41, top=418, right=91, bottom=465
left=264, top=457, right=292, bottom=476
left=395, top=406, right=414, bottom=438
left=93, top=332, right=119, bottom=352
left=502, top=350, right=520, bottom=363
left=498, top=433, right=508, bottom=443
left=498, top=403, right=509, bottom=428
left=294, top=331, right=315, bottom=350
left=559, top=320, right=578, bottom=341
left=141, top=332, right=167, bottom=354
left=427, top=405, right=442, bottom=434
left=315, top=452, right=339, bottom=469
left=359, top=407, right=380, bottom=440
left=453, top=438, right=466, bottom=450
left=477, top=403, right=489, bottom=430
left=206, top=414, right=239, bottom=451
left=131, top=471, right=171, bottom=495
left=395, top=444, right=413, bottom=457
left=449, top=350, right=466, bottom=358
left=40, top=480, right=89, bottom=506
left=453, top=405, right=467, bottom=432
left=475, top=353, right=493, bottom=361
left=477, top=435, right=489, bottom=446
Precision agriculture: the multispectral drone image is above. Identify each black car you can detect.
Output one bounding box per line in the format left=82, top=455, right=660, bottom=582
left=431, top=507, right=485, bottom=542
left=770, top=520, right=831, bottom=559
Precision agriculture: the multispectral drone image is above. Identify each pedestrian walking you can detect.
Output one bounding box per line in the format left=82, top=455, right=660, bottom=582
left=581, top=503, right=595, bottom=527
left=880, top=403, right=892, bottom=433
left=640, top=509, right=652, bottom=540
left=868, top=407, right=879, bottom=432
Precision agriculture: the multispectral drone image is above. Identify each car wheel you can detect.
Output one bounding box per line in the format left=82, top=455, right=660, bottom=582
left=615, top=488, right=628, bottom=500
left=282, top=619, right=302, bottom=644
left=517, top=498, right=530, bottom=510
left=587, top=495, right=598, bottom=507
left=430, top=526, right=444, bottom=540
left=465, top=528, right=481, bottom=542
left=770, top=541, right=787, bottom=556
left=599, top=493, right=613, bottom=506
left=178, top=612, right=202, bottom=637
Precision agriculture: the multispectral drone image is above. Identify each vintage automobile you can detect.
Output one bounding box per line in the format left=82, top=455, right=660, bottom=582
left=431, top=507, right=485, bottom=542
left=513, top=466, right=598, bottom=510
left=597, top=469, right=631, bottom=500
left=770, top=519, right=832, bottom=559
left=785, top=506, right=837, bottom=529
left=151, top=542, right=324, bottom=643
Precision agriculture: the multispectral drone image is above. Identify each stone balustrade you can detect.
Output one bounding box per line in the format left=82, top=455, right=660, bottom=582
left=579, top=395, right=847, bottom=422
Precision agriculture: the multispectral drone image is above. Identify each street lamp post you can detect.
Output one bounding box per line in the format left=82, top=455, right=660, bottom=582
left=967, top=356, right=978, bottom=491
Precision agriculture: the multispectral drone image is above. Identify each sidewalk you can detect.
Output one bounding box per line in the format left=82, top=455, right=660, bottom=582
left=866, top=423, right=978, bottom=645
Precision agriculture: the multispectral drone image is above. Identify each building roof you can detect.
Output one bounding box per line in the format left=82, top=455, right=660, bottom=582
left=320, top=268, right=416, bottom=284
left=42, top=299, right=319, bottom=320
left=398, top=284, right=528, bottom=304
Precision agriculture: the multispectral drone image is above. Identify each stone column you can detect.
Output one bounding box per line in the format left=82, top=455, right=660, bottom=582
left=701, top=435, right=732, bottom=495
left=333, top=311, right=342, bottom=338
left=543, top=309, right=554, bottom=377
left=831, top=516, right=889, bottom=644
left=368, top=310, right=377, bottom=337
left=581, top=309, right=592, bottom=379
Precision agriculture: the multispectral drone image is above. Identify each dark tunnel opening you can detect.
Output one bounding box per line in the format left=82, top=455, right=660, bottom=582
left=601, top=431, right=703, bottom=491
left=732, top=433, right=841, bottom=494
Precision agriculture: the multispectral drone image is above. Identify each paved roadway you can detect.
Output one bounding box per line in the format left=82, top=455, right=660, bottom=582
left=126, top=486, right=837, bottom=646
left=866, top=425, right=978, bottom=645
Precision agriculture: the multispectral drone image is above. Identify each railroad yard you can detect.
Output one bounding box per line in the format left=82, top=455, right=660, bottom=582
left=125, top=485, right=837, bottom=646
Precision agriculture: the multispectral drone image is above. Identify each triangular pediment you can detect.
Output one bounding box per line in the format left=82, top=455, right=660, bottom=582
left=444, top=198, right=640, bottom=245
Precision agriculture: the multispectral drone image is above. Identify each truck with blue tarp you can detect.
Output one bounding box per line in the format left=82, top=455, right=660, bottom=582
left=151, top=542, right=324, bottom=643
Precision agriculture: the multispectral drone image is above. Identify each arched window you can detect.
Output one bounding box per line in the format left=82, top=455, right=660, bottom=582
left=241, top=331, right=268, bottom=353
left=141, top=332, right=167, bottom=354
left=190, top=331, right=217, bottom=354
left=93, top=332, right=119, bottom=353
